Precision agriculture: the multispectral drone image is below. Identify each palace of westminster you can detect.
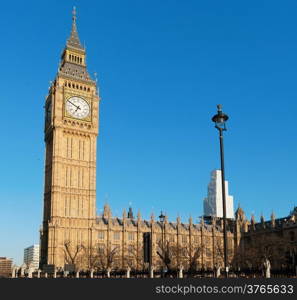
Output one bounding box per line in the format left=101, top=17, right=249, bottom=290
left=40, top=9, right=297, bottom=274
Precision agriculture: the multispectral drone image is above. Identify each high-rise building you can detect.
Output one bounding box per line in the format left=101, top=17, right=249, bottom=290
left=203, top=169, right=234, bottom=219
left=0, top=257, right=12, bottom=277
left=24, top=245, right=40, bottom=270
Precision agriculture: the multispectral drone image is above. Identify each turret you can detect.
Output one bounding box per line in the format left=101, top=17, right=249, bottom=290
left=103, top=203, right=111, bottom=219
left=235, top=205, right=245, bottom=223
left=122, top=209, right=127, bottom=226
left=251, top=214, right=255, bottom=230
left=137, top=210, right=141, bottom=222
left=271, top=211, right=275, bottom=228
left=150, top=212, right=155, bottom=224
left=189, top=215, right=193, bottom=226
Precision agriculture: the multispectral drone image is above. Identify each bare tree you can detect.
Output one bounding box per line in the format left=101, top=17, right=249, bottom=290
left=243, top=233, right=291, bottom=273
left=123, top=244, right=143, bottom=270
left=187, top=244, right=205, bottom=273
left=231, top=248, right=245, bottom=271
left=213, top=237, right=224, bottom=269
left=156, top=240, right=178, bottom=272
left=212, top=237, right=225, bottom=276
left=157, top=238, right=206, bottom=274
left=63, top=240, right=85, bottom=271
left=87, top=245, right=101, bottom=271
left=95, top=244, right=119, bottom=272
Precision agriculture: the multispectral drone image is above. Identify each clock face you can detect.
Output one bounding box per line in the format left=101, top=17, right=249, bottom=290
left=65, top=96, right=90, bottom=119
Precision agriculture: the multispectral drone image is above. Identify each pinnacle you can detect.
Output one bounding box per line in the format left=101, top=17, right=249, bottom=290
left=67, top=7, right=84, bottom=50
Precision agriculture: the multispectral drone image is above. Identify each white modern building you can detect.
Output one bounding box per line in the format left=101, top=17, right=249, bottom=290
left=24, top=244, right=40, bottom=270
left=203, top=169, right=234, bottom=219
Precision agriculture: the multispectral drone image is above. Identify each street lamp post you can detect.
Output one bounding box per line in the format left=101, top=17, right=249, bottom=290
left=159, top=211, right=165, bottom=277
left=212, top=104, right=229, bottom=277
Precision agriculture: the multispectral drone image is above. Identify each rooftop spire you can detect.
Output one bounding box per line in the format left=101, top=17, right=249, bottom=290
left=67, top=6, right=84, bottom=50
left=72, top=6, right=76, bottom=21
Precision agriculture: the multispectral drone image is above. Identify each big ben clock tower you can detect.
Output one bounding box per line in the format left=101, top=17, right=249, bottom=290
left=40, top=8, right=100, bottom=268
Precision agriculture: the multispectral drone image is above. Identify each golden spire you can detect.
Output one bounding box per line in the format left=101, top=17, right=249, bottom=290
left=67, top=6, right=84, bottom=50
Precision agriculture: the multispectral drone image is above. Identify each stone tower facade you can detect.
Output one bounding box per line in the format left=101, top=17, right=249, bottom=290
left=40, top=8, right=100, bottom=268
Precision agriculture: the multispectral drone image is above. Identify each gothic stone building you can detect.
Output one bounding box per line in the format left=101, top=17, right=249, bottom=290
left=93, top=204, right=234, bottom=272
left=74, top=204, right=297, bottom=272
left=235, top=207, right=297, bottom=272
left=40, top=10, right=297, bottom=273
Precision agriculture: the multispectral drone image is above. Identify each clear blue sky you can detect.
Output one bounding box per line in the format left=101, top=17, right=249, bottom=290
left=1, top=0, right=297, bottom=265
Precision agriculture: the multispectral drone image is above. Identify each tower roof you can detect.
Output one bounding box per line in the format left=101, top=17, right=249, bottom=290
left=67, top=7, right=84, bottom=50
left=57, top=7, right=95, bottom=84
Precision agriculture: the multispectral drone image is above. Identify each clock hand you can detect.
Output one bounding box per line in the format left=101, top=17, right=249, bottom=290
left=75, top=106, right=81, bottom=112
left=68, top=100, right=79, bottom=109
